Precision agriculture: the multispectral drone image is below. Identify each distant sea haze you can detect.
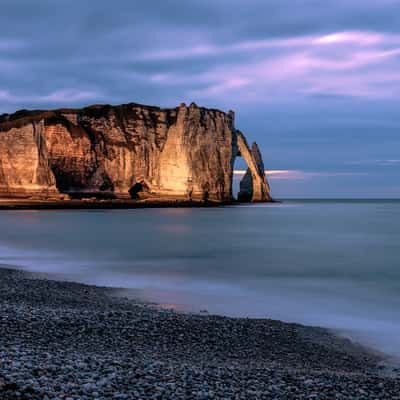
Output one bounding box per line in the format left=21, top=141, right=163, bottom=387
left=1, top=200, right=400, bottom=357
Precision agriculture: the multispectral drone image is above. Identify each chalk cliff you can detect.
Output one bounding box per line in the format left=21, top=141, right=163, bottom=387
left=0, top=102, right=271, bottom=202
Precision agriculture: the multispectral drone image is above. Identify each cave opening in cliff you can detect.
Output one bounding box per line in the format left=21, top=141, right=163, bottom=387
left=129, top=181, right=149, bottom=199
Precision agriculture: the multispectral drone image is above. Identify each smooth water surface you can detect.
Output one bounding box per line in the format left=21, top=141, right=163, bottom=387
left=1, top=200, right=400, bottom=356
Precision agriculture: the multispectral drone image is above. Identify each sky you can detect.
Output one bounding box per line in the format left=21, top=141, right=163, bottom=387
left=1, top=0, right=400, bottom=198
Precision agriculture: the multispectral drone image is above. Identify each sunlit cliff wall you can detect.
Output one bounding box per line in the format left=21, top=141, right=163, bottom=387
left=0, top=102, right=271, bottom=202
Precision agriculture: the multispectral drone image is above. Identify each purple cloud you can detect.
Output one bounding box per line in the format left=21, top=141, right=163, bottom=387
left=140, top=30, right=400, bottom=102
left=233, top=170, right=364, bottom=180
left=0, top=89, right=103, bottom=105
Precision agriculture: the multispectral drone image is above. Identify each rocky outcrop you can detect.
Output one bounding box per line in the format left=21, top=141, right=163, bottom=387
left=237, top=133, right=271, bottom=202
left=0, top=102, right=271, bottom=202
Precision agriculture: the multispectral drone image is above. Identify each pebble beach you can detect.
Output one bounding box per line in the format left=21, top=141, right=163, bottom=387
left=1, top=267, right=399, bottom=400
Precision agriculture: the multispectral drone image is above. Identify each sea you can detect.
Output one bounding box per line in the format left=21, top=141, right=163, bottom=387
left=1, top=199, right=400, bottom=357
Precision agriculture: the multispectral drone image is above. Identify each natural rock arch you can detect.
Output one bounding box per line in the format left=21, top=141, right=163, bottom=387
left=234, top=131, right=271, bottom=202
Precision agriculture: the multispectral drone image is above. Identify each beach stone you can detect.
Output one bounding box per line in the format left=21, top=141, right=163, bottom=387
left=0, top=267, right=399, bottom=400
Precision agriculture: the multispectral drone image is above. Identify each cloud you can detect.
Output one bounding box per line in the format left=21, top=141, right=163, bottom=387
left=139, top=31, right=400, bottom=62
left=40, top=89, right=104, bottom=103
left=0, top=89, right=103, bottom=107
left=233, top=170, right=362, bottom=180
left=131, top=28, right=400, bottom=102
left=1, top=0, right=400, bottom=113
left=347, top=159, right=400, bottom=166
left=234, top=169, right=297, bottom=179
left=0, top=39, right=24, bottom=51
left=180, top=31, right=400, bottom=101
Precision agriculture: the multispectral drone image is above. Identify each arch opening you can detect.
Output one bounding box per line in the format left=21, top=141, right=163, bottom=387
left=232, top=156, right=250, bottom=201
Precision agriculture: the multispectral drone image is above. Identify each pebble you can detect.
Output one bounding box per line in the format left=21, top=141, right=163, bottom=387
left=1, top=267, right=399, bottom=400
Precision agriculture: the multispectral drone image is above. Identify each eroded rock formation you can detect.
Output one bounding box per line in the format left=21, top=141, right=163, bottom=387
left=0, top=102, right=271, bottom=202
left=237, top=133, right=271, bottom=202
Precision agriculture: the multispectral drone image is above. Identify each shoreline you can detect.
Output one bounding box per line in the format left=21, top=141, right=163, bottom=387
left=1, top=266, right=400, bottom=399
left=0, top=199, right=231, bottom=211
left=0, top=197, right=280, bottom=211
left=0, top=199, right=277, bottom=211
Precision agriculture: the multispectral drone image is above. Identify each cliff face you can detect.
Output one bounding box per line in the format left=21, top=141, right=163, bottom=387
left=0, top=102, right=271, bottom=202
